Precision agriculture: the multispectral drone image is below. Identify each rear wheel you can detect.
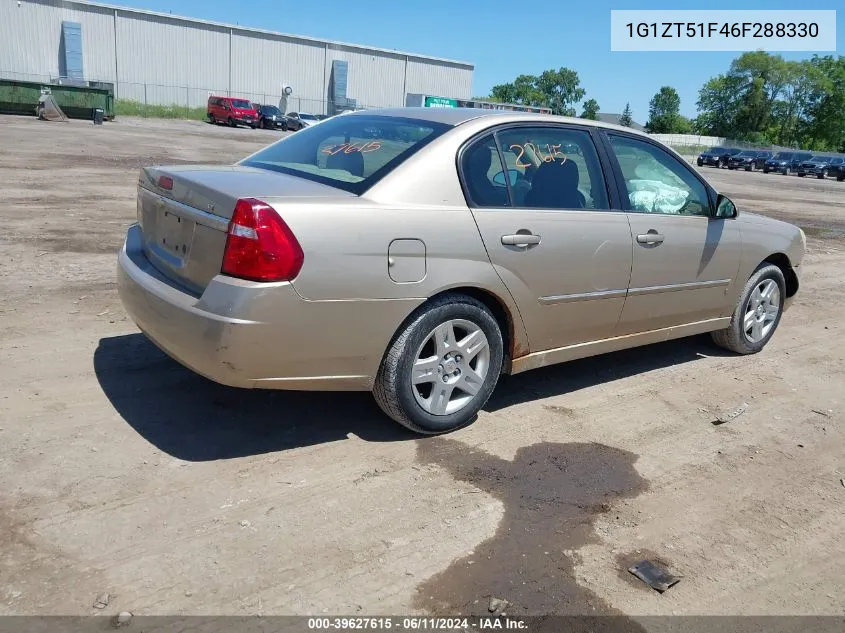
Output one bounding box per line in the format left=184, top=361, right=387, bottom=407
left=373, top=294, right=504, bottom=434
left=745, top=164, right=752, bottom=171
left=208, top=113, right=215, bottom=124
left=711, top=264, right=786, bottom=355
left=784, top=167, right=791, bottom=175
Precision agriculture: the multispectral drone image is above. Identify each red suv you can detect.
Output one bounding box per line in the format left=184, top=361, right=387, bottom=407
left=207, top=96, right=258, bottom=128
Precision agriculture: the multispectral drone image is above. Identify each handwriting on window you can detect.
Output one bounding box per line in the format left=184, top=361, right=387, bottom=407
left=321, top=141, right=382, bottom=155
left=509, top=143, right=569, bottom=168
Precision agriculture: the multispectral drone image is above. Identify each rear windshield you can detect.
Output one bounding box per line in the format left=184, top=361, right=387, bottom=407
left=231, top=99, right=252, bottom=109
left=241, top=115, right=451, bottom=195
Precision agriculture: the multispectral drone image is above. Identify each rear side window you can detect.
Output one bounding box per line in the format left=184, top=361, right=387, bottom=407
left=461, top=135, right=509, bottom=208
left=242, top=115, right=450, bottom=195
left=496, top=127, right=609, bottom=210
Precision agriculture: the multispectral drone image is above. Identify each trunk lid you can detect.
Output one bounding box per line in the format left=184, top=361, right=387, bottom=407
left=137, top=164, right=354, bottom=293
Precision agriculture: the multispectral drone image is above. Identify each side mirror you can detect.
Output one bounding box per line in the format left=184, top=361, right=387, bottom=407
left=492, top=169, right=519, bottom=186
left=715, top=194, right=737, bottom=219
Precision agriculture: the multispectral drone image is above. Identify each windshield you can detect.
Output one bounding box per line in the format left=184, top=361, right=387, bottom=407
left=832, top=158, right=844, bottom=164
left=261, top=106, right=281, bottom=115
left=299, top=113, right=318, bottom=121
left=241, top=115, right=451, bottom=195
left=231, top=99, right=252, bottom=109
left=706, top=147, right=726, bottom=153
left=772, top=152, right=792, bottom=160
left=736, top=151, right=756, bottom=157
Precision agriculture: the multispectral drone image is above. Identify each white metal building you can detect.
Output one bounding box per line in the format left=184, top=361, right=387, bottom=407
left=0, top=0, right=474, bottom=113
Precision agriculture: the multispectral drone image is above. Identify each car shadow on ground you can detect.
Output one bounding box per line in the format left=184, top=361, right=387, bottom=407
left=95, top=332, right=732, bottom=461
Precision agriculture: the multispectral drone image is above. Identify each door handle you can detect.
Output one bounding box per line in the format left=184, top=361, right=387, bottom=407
left=636, top=231, right=665, bottom=245
left=501, top=233, right=541, bottom=247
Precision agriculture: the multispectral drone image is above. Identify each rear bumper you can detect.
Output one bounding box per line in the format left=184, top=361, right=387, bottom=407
left=117, top=225, right=421, bottom=391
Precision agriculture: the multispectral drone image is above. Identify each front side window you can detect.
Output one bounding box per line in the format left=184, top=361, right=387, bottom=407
left=494, top=127, right=609, bottom=210
left=461, top=135, right=508, bottom=208
left=609, top=135, right=711, bottom=216
left=241, top=115, right=450, bottom=195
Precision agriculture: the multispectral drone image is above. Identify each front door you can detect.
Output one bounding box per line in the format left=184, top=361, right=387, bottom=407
left=604, top=133, right=742, bottom=335
left=461, top=126, right=633, bottom=353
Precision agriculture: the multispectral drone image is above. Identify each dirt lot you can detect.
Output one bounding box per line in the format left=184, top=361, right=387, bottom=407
left=1, top=116, right=843, bottom=622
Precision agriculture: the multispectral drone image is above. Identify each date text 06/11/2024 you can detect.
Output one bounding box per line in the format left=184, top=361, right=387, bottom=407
left=306, top=617, right=528, bottom=630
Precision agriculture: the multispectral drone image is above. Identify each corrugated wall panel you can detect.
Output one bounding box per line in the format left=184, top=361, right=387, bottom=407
left=115, top=12, right=229, bottom=105
left=0, top=0, right=115, bottom=82
left=324, top=46, right=406, bottom=110
left=230, top=31, right=325, bottom=110
left=406, top=59, right=473, bottom=100
left=1, top=0, right=474, bottom=109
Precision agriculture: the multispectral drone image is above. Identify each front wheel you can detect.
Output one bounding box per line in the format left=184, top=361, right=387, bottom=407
left=819, top=169, right=828, bottom=179
left=228, top=117, right=236, bottom=127
left=373, top=294, right=504, bottom=434
left=711, top=264, right=786, bottom=355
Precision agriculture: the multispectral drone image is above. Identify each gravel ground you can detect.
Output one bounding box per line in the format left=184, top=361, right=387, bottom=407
left=0, top=115, right=843, bottom=622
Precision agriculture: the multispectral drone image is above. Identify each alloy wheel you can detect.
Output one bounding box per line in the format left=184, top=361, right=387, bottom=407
left=410, top=319, right=490, bottom=416
left=743, top=279, right=780, bottom=343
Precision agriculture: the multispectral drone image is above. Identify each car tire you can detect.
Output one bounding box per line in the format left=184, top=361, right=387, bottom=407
left=784, top=167, right=791, bottom=175
left=838, top=175, right=844, bottom=182
left=763, top=167, right=769, bottom=174
left=208, top=113, right=215, bottom=124
left=798, top=173, right=805, bottom=177
left=819, top=169, right=827, bottom=179
left=745, top=165, right=752, bottom=171
left=373, top=293, right=504, bottom=434
left=697, top=159, right=703, bottom=167
left=711, top=263, right=786, bottom=355
left=228, top=117, right=236, bottom=127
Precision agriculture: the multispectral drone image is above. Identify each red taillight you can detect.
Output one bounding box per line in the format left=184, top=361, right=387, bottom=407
left=221, top=198, right=304, bottom=282
left=158, top=175, right=173, bottom=190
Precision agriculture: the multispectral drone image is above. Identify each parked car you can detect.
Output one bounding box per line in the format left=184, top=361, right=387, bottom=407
left=285, top=112, right=319, bottom=131
left=796, top=155, right=840, bottom=179
left=256, top=104, right=288, bottom=130
left=829, top=157, right=845, bottom=181
left=697, top=146, right=741, bottom=168
left=784, top=152, right=814, bottom=175
left=763, top=152, right=792, bottom=174
left=727, top=150, right=772, bottom=171
left=118, top=108, right=804, bottom=434
left=315, top=114, right=330, bottom=121
left=207, top=96, right=258, bottom=128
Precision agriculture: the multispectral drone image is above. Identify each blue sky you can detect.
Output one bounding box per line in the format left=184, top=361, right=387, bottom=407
left=112, top=0, right=841, bottom=122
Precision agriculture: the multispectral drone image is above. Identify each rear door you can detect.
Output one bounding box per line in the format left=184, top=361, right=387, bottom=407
left=602, top=132, right=742, bottom=335
left=462, top=124, right=633, bottom=353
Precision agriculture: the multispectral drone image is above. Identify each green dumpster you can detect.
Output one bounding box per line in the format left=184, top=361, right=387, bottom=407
left=0, top=79, right=114, bottom=120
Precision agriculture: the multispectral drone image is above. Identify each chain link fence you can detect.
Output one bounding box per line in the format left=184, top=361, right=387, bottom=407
left=1, top=72, right=386, bottom=120
left=649, top=133, right=800, bottom=161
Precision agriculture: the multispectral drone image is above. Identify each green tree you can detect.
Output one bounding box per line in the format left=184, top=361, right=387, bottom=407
left=694, top=51, right=791, bottom=139
left=645, top=86, right=683, bottom=133
left=488, top=68, right=586, bottom=115
left=618, top=102, right=633, bottom=127
left=580, top=98, right=600, bottom=120
left=801, top=55, right=845, bottom=151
